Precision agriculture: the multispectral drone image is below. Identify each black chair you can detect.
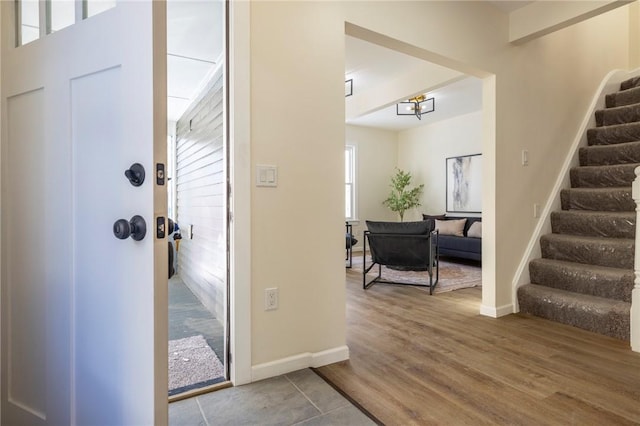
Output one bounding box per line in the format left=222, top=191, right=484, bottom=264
left=346, top=222, right=358, bottom=268
left=363, top=220, right=439, bottom=294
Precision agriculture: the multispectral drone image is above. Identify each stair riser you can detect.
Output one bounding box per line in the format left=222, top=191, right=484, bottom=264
left=560, top=189, right=634, bottom=212
left=570, top=166, right=636, bottom=188
left=606, top=87, right=640, bottom=108
left=595, top=105, right=640, bottom=127
left=518, top=286, right=630, bottom=340
left=550, top=212, right=635, bottom=239
left=529, top=260, right=633, bottom=302
left=579, top=142, right=640, bottom=166
left=587, top=123, right=640, bottom=146
left=540, top=236, right=634, bottom=269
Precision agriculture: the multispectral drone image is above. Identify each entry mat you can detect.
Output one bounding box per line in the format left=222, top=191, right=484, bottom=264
left=169, top=334, right=225, bottom=396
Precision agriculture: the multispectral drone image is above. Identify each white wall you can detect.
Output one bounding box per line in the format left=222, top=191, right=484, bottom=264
left=398, top=111, right=483, bottom=222
left=175, top=68, right=226, bottom=323
left=346, top=124, right=397, bottom=249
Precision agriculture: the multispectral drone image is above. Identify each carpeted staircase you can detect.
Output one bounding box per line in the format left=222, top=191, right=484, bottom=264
left=517, top=76, right=640, bottom=341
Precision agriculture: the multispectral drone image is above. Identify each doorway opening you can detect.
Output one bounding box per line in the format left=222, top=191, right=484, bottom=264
left=344, top=37, right=486, bottom=300
left=166, top=0, right=230, bottom=398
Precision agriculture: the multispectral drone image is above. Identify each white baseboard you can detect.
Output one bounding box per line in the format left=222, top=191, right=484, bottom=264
left=251, top=345, right=349, bottom=382
left=480, top=304, right=513, bottom=318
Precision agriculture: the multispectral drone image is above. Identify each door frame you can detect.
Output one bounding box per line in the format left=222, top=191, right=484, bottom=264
left=228, top=0, right=252, bottom=385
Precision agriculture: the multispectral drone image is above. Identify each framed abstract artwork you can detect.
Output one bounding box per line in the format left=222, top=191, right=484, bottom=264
left=446, top=154, right=482, bottom=213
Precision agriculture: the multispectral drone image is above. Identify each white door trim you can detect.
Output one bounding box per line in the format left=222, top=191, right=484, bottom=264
left=229, top=0, right=252, bottom=386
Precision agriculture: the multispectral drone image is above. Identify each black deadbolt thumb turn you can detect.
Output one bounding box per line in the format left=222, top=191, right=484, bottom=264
left=124, top=163, right=145, bottom=187
left=113, top=215, right=147, bottom=241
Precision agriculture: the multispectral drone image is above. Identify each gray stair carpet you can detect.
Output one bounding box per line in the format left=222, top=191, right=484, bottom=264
left=519, top=76, right=640, bottom=341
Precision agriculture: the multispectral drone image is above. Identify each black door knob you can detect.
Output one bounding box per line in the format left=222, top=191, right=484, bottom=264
left=124, top=163, right=145, bottom=187
left=113, top=215, right=147, bottom=241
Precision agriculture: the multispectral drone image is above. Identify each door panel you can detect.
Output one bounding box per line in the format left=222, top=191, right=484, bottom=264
left=1, top=2, right=167, bottom=425
left=72, top=66, right=150, bottom=425
left=6, top=89, right=47, bottom=423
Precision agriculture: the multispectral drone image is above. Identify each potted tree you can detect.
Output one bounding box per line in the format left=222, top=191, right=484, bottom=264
left=383, top=168, right=424, bottom=221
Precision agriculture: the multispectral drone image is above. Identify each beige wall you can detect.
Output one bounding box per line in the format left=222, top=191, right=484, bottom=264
left=250, top=1, right=346, bottom=366
left=346, top=124, right=397, bottom=249
left=246, top=1, right=633, bottom=370
left=398, top=111, right=483, bottom=222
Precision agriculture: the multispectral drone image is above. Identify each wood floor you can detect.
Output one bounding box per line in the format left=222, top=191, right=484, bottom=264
left=315, top=268, right=640, bottom=425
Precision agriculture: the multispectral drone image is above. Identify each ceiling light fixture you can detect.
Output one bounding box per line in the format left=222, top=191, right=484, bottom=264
left=396, top=95, right=435, bottom=120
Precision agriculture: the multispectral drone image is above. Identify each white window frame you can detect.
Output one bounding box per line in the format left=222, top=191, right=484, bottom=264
left=345, top=145, right=357, bottom=221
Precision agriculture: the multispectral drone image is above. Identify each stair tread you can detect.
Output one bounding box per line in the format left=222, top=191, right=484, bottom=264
left=579, top=142, right=640, bottom=165
left=580, top=140, right=640, bottom=151
left=607, top=86, right=640, bottom=108
left=587, top=121, right=640, bottom=146
left=519, top=283, right=630, bottom=310
left=570, top=163, right=638, bottom=187
left=573, top=162, right=639, bottom=170
left=580, top=140, right=640, bottom=152
left=529, top=257, right=633, bottom=302
left=562, top=186, right=631, bottom=192
left=540, top=233, right=634, bottom=269
left=589, top=121, right=640, bottom=132
left=553, top=210, right=635, bottom=218
left=620, top=76, right=640, bottom=91
left=530, top=258, right=633, bottom=275
left=616, top=85, right=640, bottom=95
left=550, top=209, right=635, bottom=239
left=561, top=187, right=634, bottom=212
left=542, top=233, right=634, bottom=244
left=595, top=103, right=640, bottom=127
left=597, top=102, right=640, bottom=114
left=518, top=283, right=630, bottom=340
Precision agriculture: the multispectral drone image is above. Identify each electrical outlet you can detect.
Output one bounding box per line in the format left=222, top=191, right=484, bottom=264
left=522, top=150, right=529, bottom=166
left=533, top=203, right=540, bottom=218
left=265, top=288, right=278, bottom=311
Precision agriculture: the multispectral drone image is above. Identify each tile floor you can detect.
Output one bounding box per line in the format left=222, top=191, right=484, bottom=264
left=168, top=277, right=375, bottom=424
left=169, top=368, right=377, bottom=426
left=169, top=275, right=225, bottom=359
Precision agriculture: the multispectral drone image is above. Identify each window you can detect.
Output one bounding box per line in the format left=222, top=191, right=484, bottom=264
left=49, top=0, right=76, bottom=33
left=16, top=0, right=116, bottom=47
left=19, top=0, right=39, bottom=45
left=345, top=145, right=356, bottom=220
left=85, top=0, right=116, bottom=18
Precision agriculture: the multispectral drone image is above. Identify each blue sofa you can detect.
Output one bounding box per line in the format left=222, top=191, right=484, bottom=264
left=423, top=215, right=481, bottom=262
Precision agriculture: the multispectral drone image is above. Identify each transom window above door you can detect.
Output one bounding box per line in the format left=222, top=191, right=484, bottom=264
left=17, top=0, right=116, bottom=47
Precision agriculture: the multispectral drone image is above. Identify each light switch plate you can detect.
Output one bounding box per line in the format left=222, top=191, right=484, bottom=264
left=256, top=165, right=278, bottom=187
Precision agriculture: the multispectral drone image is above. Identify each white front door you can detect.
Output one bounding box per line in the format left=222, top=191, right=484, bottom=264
left=1, top=2, right=167, bottom=425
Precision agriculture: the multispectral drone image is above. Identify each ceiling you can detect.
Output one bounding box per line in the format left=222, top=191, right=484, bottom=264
left=166, top=1, right=530, bottom=125
left=167, top=0, right=223, bottom=123
left=346, top=76, right=483, bottom=132
left=344, top=1, right=537, bottom=132
left=345, top=35, right=482, bottom=132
